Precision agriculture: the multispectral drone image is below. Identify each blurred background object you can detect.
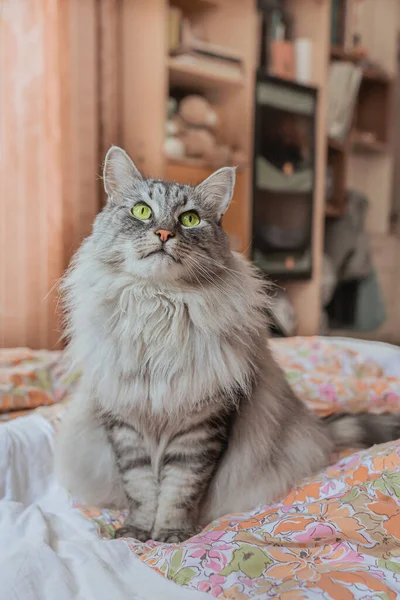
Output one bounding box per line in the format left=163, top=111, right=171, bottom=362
left=1, top=0, right=400, bottom=348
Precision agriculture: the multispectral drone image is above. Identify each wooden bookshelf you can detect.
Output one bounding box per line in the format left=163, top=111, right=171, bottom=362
left=121, top=0, right=256, bottom=256
left=118, top=0, right=398, bottom=338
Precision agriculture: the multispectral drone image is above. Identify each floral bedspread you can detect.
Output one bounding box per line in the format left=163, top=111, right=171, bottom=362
left=77, top=338, right=400, bottom=599
left=2, top=338, right=400, bottom=598
left=122, top=441, right=400, bottom=599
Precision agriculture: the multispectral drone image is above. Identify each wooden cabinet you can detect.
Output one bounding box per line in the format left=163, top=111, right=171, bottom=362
left=121, top=0, right=257, bottom=256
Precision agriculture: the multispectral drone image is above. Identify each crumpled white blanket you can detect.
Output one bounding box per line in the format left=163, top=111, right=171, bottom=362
left=0, top=414, right=208, bottom=600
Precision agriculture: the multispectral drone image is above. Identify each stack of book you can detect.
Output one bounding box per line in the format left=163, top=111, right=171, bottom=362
left=327, top=62, right=363, bottom=142
left=168, top=7, right=243, bottom=79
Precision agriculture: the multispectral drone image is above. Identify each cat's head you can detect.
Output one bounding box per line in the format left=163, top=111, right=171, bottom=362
left=93, top=146, right=236, bottom=282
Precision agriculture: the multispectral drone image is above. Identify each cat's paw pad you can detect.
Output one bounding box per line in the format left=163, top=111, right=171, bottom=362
left=154, top=528, right=198, bottom=544
left=114, top=525, right=150, bottom=542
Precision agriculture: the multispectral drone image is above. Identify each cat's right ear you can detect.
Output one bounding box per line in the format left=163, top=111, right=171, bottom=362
left=103, top=146, right=142, bottom=201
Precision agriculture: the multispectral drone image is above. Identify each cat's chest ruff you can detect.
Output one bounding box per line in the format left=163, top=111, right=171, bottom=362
left=93, top=285, right=252, bottom=413
left=110, top=291, right=214, bottom=373
left=117, top=292, right=192, bottom=347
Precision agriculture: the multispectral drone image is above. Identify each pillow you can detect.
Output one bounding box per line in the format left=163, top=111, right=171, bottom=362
left=0, top=348, right=75, bottom=414
left=272, top=337, right=400, bottom=416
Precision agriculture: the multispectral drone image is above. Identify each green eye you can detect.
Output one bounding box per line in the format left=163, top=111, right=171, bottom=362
left=180, top=211, right=200, bottom=227
left=131, top=204, right=152, bottom=220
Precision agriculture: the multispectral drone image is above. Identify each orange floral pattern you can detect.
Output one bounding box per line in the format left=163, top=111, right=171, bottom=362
left=118, top=442, right=400, bottom=599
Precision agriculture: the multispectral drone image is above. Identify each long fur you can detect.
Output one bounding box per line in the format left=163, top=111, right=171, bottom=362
left=55, top=146, right=400, bottom=542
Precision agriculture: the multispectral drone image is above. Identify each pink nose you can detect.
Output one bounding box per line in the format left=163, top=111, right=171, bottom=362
left=155, top=229, right=175, bottom=243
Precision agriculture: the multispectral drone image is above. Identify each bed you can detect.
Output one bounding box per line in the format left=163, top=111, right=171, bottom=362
left=1, top=337, right=400, bottom=600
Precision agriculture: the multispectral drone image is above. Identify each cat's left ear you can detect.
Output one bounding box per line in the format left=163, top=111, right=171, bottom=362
left=103, top=146, right=143, bottom=200
left=195, top=167, right=236, bottom=216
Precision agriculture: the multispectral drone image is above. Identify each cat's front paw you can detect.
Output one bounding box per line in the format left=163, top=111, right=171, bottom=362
left=153, top=526, right=200, bottom=544
left=114, top=524, right=150, bottom=542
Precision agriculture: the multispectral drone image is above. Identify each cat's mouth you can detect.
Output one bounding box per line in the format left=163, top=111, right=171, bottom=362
left=142, top=248, right=180, bottom=263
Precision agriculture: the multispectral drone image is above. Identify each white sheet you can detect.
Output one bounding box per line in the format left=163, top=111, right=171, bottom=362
left=0, top=414, right=208, bottom=600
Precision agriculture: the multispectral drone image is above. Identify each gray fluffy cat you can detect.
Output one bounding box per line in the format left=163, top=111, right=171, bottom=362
left=56, top=146, right=400, bottom=543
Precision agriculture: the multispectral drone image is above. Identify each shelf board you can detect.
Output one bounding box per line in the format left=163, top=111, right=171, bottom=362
left=166, top=156, right=247, bottom=171
left=255, top=186, right=313, bottom=197
left=167, top=156, right=213, bottom=170
left=330, top=46, right=392, bottom=84
left=362, top=67, right=392, bottom=84
left=329, top=135, right=388, bottom=154
left=328, top=137, right=346, bottom=152
left=330, top=46, right=365, bottom=62
left=325, top=203, right=344, bottom=218
left=351, top=133, right=388, bottom=154
left=168, top=57, right=244, bottom=92
left=170, top=0, right=221, bottom=12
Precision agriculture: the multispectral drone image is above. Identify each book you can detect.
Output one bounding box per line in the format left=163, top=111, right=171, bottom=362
left=175, top=44, right=242, bottom=66
left=168, top=7, right=182, bottom=54
left=170, top=53, right=243, bottom=81
left=327, top=62, right=363, bottom=142
left=171, top=18, right=243, bottom=66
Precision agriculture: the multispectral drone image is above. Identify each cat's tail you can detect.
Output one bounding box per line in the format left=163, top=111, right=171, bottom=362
left=323, top=412, right=400, bottom=450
